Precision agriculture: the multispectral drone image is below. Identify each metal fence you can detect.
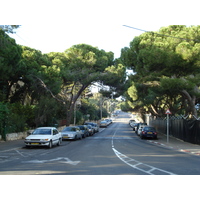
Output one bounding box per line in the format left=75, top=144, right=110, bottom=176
left=149, top=115, right=200, bottom=145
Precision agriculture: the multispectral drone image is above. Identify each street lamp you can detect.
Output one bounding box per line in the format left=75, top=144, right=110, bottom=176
left=100, top=97, right=109, bottom=120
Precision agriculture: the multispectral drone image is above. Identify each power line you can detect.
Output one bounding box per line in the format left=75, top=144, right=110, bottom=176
left=123, top=25, right=200, bottom=42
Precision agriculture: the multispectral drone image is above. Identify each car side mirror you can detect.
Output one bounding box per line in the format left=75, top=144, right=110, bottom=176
left=27, top=131, right=32, bottom=135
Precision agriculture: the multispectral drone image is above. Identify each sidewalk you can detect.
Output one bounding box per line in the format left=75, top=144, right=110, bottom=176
left=148, top=132, right=200, bottom=156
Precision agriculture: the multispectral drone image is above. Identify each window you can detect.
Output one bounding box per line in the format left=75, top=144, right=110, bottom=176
left=53, top=129, right=58, bottom=135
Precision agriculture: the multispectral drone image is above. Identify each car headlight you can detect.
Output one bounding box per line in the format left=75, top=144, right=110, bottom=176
left=40, top=139, right=49, bottom=141
left=69, top=134, right=74, bottom=137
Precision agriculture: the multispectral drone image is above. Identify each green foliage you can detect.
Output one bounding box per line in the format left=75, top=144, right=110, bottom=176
left=0, top=29, right=125, bottom=132
left=0, top=25, right=20, bottom=33
left=0, top=102, right=35, bottom=137
left=0, top=29, right=23, bottom=102
left=0, top=102, right=9, bottom=137
left=34, top=96, right=61, bottom=127
left=121, top=25, right=200, bottom=116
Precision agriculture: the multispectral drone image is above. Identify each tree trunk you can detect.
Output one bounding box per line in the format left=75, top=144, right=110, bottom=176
left=65, top=84, right=89, bottom=126
left=181, top=90, right=197, bottom=117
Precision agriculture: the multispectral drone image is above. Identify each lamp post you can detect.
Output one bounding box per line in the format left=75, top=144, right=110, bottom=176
left=100, top=97, right=109, bottom=120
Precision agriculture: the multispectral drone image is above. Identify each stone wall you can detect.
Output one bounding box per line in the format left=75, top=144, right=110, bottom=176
left=1, top=126, right=66, bottom=141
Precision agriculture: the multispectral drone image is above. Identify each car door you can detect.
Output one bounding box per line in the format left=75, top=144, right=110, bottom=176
left=76, top=127, right=81, bottom=138
left=52, top=128, right=59, bottom=145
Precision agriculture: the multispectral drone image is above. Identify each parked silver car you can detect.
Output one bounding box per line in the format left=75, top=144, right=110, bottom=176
left=61, top=126, right=82, bottom=140
left=105, top=118, right=112, bottom=125
left=100, top=120, right=108, bottom=128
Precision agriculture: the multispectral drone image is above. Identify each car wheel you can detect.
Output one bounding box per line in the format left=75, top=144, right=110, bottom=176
left=48, top=140, right=53, bottom=148
left=57, top=138, right=62, bottom=146
left=74, top=135, right=77, bottom=141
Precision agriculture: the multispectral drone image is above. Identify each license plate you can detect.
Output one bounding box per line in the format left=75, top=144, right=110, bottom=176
left=147, top=132, right=152, bottom=134
left=31, top=143, right=39, bottom=145
left=63, top=136, right=68, bottom=138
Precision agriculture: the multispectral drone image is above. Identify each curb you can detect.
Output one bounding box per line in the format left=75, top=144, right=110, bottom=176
left=147, top=140, right=200, bottom=156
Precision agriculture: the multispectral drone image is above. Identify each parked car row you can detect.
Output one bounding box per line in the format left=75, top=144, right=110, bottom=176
left=100, top=118, right=113, bottom=128
left=129, top=121, right=157, bottom=140
left=24, top=122, right=100, bottom=148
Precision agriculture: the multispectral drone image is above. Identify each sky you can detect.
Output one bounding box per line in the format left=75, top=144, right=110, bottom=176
left=2, top=0, right=199, bottom=58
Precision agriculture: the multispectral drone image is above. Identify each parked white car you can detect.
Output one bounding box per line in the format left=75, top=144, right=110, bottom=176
left=137, top=125, right=148, bottom=136
left=61, top=126, right=82, bottom=140
left=24, top=127, right=62, bottom=148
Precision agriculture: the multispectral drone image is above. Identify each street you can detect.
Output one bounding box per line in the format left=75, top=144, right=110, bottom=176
left=1, top=112, right=200, bottom=175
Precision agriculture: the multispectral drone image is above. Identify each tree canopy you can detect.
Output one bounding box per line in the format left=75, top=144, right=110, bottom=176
left=121, top=25, right=200, bottom=117
left=0, top=27, right=127, bottom=131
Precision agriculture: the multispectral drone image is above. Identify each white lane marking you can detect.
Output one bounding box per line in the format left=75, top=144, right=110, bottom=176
left=111, top=128, right=176, bottom=175
left=0, top=148, right=19, bottom=153
left=15, top=150, right=27, bottom=157
left=22, top=157, right=80, bottom=165
left=112, top=147, right=176, bottom=175
left=111, top=130, right=117, bottom=148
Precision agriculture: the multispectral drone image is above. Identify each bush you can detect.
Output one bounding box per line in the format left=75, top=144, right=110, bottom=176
left=0, top=102, right=35, bottom=135
left=0, top=102, right=9, bottom=138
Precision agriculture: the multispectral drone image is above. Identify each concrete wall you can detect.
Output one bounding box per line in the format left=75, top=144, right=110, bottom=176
left=1, top=126, right=66, bottom=141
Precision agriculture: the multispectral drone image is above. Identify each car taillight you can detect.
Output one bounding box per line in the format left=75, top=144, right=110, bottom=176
left=154, top=132, right=157, bottom=135
left=142, top=131, right=145, bottom=134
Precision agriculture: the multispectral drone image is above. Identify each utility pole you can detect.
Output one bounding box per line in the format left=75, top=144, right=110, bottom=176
left=165, top=109, right=171, bottom=143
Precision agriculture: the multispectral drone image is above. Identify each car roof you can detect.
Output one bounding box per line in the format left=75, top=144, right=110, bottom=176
left=144, top=126, right=155, bottom=128
left=36, top=127, right=55, bottom=129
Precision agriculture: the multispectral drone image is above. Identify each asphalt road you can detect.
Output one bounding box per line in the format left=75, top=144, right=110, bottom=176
left=1, top=111, right=200, bottom=175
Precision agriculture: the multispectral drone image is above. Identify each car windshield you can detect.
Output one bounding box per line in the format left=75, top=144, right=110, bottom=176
left=144, top=127, right=156, bottom=132
left=62, top=127, right=76, bottom=132
left=78, top=126, right=84, bottom=130
left=32, top=129, right=51, bottom=135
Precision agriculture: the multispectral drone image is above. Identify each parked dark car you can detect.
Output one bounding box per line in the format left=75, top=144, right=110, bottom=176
left=84, top=122, right=99, bottom=133
left=132, top=122, right=139, bottom=131
left=140, top=126, right=158, bottom=139
left=77, top=125, right=89, bottom=138
left=85, top=124, right=94, bottom=136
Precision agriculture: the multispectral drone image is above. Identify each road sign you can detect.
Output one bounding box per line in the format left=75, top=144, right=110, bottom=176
left=165, top=109, right=171, bottom=114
